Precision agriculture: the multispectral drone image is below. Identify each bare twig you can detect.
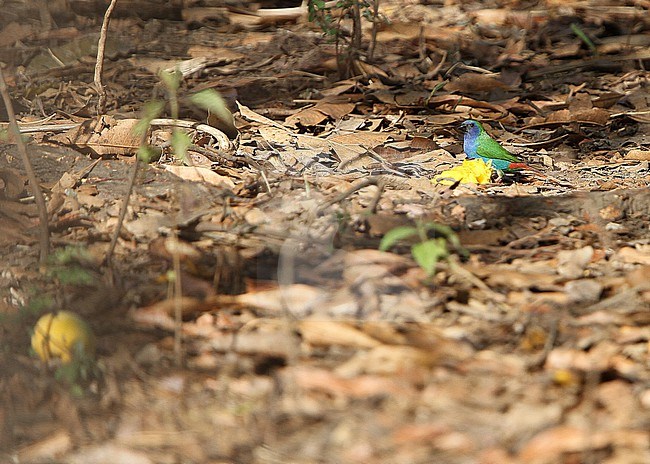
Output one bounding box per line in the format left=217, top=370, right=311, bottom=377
left=104, top=132, right=146, bottom=269
left=94, top=0, right=118, bottom=114
left=0, top=67, right=50, bottom=263
left=367, top=0, right=380, bottom=62
left=316, top=176, right=382, bottom=213
left=172, top=233, right=183, bottom=365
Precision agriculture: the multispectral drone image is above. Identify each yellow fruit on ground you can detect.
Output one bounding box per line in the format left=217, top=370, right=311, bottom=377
left=31, top=311, right=96, bottom=363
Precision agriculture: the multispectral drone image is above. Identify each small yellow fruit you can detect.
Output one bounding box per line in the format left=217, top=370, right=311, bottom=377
left=31, top=311, right=96, bottom=363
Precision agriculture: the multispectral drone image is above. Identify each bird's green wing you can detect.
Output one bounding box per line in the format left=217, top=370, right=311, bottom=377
left=476, top=133, right=520, bottom=162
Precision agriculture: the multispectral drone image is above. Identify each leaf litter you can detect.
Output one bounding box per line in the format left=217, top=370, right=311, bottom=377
left=0, top=0, right=649, bottom=463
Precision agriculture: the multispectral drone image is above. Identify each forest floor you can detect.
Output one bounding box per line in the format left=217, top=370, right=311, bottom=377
left=1, top=0, right=650, bottom=463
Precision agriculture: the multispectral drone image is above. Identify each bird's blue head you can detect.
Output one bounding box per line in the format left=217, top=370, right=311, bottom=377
left=460, top=120, right=482, bottom=138
left=460, top=120, right=482, bottom=157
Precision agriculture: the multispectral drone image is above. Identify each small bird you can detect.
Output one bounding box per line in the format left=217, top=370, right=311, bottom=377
left=459, top=119, right=530, bottom=171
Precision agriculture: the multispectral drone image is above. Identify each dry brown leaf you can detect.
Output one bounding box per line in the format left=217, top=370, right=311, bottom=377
left=0, top=22, right=36, bottom=47
left=182, top=7, right=227, bottom=24
left=285, top=100, right=356, bottom=127
left=625, top=265, right=650, bottom=289
left=230, top=284, right=328, bottom=316
left=327, top=132, right=391, bottom=148
left=237, top=102, right=287, bottom=130
left=391, top=423, right=452, bottom=445
left=299, top=320, right=382, bottom=349
left=0, top=168, right=25, bottom=199
left=132, top=298, right=204, bottom=328
left=624, top=149, right=650, bottom=160
left=446, top=73, right=512, bottom=94
left=0, top=200, right=37, bottom=244
left=484, top=269, right=559, bottom=290
left=16, top=431, right=72, bottom=463
left=187, top=45, right=245, bottom=62
left=336, top=345, right=439, bottom=377
left=320, top=81, right=357, bottom=97
left=545, top=342, right=618, bottom=373
left=615, top=247, right=650, bottom=265
left=290, top=366, right=410, bottom=398
left=52, top=117, right=141, bottom=156
left=163, top=165, right=236, bottom=189
left=518, top=426, right=648, bottom=464
left=258, top=126, right=295, bottom=146
left=557, top=246, right=594, bottom=279
left=67, top=444, right=154, bottom=464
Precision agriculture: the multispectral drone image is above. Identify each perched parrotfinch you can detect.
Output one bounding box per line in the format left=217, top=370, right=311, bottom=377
left=460, top=119, right=530, bottom=171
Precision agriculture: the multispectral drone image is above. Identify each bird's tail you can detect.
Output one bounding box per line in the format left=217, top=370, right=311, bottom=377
left=508, top=163, right=533, bottom=170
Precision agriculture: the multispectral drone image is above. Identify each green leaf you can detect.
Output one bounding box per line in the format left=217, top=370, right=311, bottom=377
left=411, top=238, right=448, bottom=276
left=420, top=222, right=468, bottom=258
left=171, top=129, right=191, bottom=161
left=50, top=246, right=92, bottom=265
left=134, top=100, right=164, bottom=136
left=570, top=23, right=597, bottom=54
left=378, top=226, right=418, bottom=251
left=49, top=266, right=94, bottom=286
left=159, top=68, right=183, bottom=92
left=189, top=89, right=234, bottom=127
left=137, top=145, right=160, bottom=163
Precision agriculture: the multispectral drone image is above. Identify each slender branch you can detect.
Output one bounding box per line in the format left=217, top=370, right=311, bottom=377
left=316, top=176, right=381, bottom=213
left=94, top=0, right=118, bottom=114
left=0, top=71, right=50, bottom=261
left=104, top=135, right=144, bottom=269
left=367, top=0, right=379, bottom=61
left=0, top=67, right=50, bottom=263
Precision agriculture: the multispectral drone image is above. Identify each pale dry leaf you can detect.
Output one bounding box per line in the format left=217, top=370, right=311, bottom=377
left=123, top=210, right=172, bottom=239
left=285, top=101, right=355, bottom=128
left=446, top=73, right=511, bottom=94
left=518, top=426, right=648, bottom=464
left=0, top=22, right=36, bottom=47
left=289, top=366, right=411, bottom=398
left=624, top=149, right=650, bottom=160
left=557, top=245, right=594, bottom=279
left=299, top=320, right=382, bottom=349
left=0, top=168, right=25, bottom=199
left=187, top=45, right=245, bottom=62
left=614, top=247, right=650, bottom=265
left=545, top=342, right=618, bottom=373
left=336, top=345, right=438, bottom=377
left=237, top=102, right=287, bottom=130
left=234, top=284, right=328, bottom=316
left=67, top=444, right=153, bottom=464
left=563, top=279, right=602, bottom=303
left=132, top=297, right=203, bottom=327
left=327, top=131, right=390, bottom=147
left=16, top=431, right=72, bottom=463
left=163, top=165, right=236, bottom=189
left=258, top=126, right=295, bottom=146
left=391, top=423, right=451, bottom=445
left=52, top=117, right=141, bottom=156
left=285, top=106, right=327, bottom=127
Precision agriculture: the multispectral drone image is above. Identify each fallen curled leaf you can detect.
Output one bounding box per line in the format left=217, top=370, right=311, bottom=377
left=0, top=168, right=25, bottom=199
left=163, top=165, right=236, bottom=189
left=518, top=425, right=649, bottom=464
left=289, top=366, right=410, bottom=398
left=624, top=149, right=650, bottom=160
left=299, top=320, right=382, bottom=349
left=615, top=247, right=650, bottom=265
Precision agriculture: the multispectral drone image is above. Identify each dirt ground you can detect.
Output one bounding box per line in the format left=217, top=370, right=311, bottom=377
left=1, top=0, right=650, bottom=463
